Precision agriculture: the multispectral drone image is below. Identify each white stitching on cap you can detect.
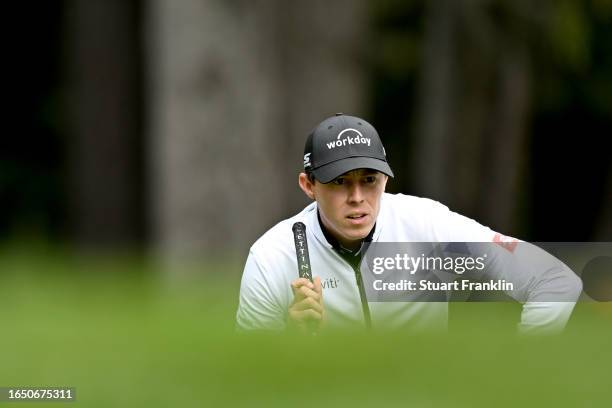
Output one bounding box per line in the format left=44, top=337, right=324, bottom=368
left=337, top=128, right=363, bottom=139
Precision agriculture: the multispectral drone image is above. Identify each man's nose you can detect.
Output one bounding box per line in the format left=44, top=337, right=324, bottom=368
left=348, top=183, right=364, bottom=203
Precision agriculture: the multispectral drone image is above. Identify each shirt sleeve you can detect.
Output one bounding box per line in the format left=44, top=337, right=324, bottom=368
left=429, top=201, right=583, bottom=333
left=478, top=241, right=582, bottom=334
left=235, top=250, right=287, bottom=331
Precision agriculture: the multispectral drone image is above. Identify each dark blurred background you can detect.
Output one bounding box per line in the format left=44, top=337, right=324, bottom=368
left=2, top=0, right=611, bottom=263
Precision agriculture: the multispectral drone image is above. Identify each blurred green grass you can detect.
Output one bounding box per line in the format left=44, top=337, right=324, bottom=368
left=0, top=244, right=611, bottom=407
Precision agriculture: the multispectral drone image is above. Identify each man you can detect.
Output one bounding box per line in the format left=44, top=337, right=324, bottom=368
left=236, top=114, right=582, bottom=333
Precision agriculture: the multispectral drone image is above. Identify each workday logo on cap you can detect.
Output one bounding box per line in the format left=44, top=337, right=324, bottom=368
left=326, top=128, right=372, bottom=150
left=302, top=113, right=394, bottom=184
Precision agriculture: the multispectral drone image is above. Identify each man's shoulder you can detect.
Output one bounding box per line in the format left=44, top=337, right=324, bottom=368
left=250, top=201, right=317, bottom=256
left=379, top=193, right=454, bottom=240
left=382, top=192, right=449, bottom=213
left=381, top=192, right=495, bottom=241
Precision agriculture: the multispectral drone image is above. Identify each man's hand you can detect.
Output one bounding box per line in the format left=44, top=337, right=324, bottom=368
left=288, top=276, right=325, bottom=333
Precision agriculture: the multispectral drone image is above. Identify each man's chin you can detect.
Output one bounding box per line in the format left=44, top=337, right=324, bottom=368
left=342, top=225, right=373, bottom=241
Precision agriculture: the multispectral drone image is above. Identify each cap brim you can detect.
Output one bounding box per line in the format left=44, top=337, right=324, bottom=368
left=312, top=157, right=394, bottom=184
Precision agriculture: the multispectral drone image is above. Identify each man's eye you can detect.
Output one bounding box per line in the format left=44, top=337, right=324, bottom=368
left=364, top=176, right=376, bottom=184
left=332, top=178, right=345, bottom=185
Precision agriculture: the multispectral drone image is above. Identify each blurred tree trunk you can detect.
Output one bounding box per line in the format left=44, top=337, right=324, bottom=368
left=478, top=41, right=530, bottom=235
left=414, top=0, right=457, bottom=204
left=274, top=1, right=369, bottom=214
left=448, top=32, right=493, bottom=218
left=414, top=0, right=532, bottom=236
left=147, top=0, right=367, bottom=262
left=66, top=0, right=144, bottom=247
left=147, top=0, right=284, bottom=261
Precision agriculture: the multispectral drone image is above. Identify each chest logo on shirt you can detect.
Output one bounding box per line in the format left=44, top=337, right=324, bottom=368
left=321, top=277, right=340, bottom=289
left=493, top=233, right=518, bottom=253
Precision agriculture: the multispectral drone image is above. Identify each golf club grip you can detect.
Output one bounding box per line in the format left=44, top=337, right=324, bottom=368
left=292, top=222, right=313, bottom=282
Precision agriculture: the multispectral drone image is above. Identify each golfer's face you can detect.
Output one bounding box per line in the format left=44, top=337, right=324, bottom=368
left=314, top=169, right=387, bottom=248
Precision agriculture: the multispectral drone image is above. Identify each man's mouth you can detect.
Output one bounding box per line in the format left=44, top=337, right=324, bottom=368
left=346, top=213, right=368, bottom=224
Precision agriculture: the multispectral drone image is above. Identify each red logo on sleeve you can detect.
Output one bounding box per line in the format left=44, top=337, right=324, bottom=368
left=493, top=233, right=518, bottom=253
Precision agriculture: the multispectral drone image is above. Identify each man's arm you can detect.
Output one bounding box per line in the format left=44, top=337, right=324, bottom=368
left=236, top=250, right=326, bottom=332
left=236, top=251, right=287, bottom=331
left=476, top=239, right=583, bottom=333
left=429, top=201, right=582, bottom=333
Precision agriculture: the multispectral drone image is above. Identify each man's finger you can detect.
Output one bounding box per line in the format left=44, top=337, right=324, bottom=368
left=289, top=309, right=322, bottom=322
left=297, top=285, right=321, bottom=302
left=290, top=287, right=320, bottom=308
left=290, top=286, right=320, bottom=308
left=291, top=278, right=314, bottom=295
left=313, top=276, right=323, bottom=296
left=292, top=297, right=324, bottom=314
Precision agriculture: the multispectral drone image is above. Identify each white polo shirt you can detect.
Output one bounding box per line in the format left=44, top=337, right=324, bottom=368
left=236, top=193, right=582, bottom=332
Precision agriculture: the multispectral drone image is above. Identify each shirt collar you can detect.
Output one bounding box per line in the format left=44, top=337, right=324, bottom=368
left=317, top=210, right=375, bottom=257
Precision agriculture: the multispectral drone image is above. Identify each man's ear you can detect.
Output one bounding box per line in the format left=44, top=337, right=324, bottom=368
left=298, top=173, right=315, bottom=200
